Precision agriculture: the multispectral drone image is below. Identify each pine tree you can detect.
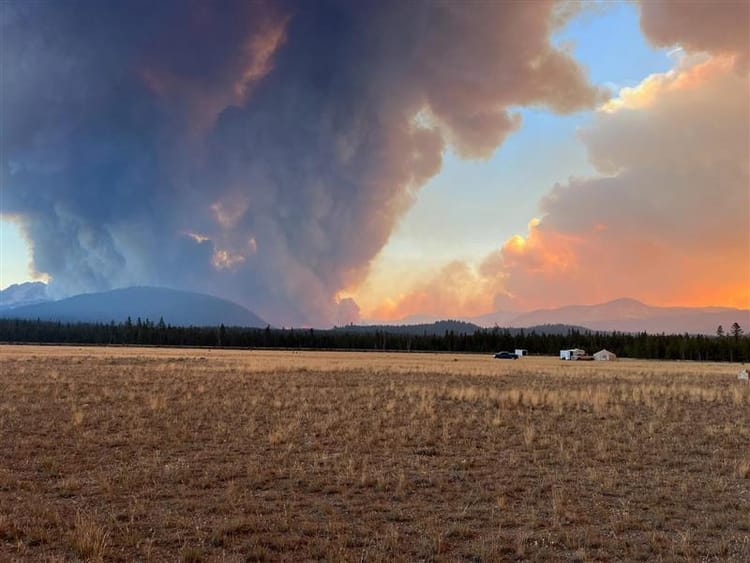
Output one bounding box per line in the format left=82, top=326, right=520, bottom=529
left=730, top=322, right=744, bottom=340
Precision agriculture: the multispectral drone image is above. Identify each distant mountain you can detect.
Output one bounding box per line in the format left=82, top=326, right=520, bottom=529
left=0, top=282, right=49, bottom=310
left=0, top=286, right=266, bottom=327
left=493, top=298, right=749, bottom=335
left=466, top=309, right=519, bottom=327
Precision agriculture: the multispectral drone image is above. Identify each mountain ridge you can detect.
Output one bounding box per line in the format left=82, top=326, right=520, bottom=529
left=475, top=298, right=749, bottom=335
left=0, top=286, right=266, bottom=328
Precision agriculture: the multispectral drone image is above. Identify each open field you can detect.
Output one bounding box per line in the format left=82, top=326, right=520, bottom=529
left=1, top=345, right=748, bottom=561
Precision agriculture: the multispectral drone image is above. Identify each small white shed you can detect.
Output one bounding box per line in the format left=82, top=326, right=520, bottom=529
left=515, top=349, right=528, bottom=357
left=594, top=349, right=617, bottom=361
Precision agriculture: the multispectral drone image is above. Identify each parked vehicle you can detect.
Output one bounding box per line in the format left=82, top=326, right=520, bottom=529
left=493, top=351, right=518, bottom=359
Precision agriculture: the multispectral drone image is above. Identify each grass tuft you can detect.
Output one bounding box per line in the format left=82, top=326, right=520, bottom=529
left=69, top=512, right=108, bottom=561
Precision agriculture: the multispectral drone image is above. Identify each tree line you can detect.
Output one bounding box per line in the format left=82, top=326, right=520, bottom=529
left=0, top=317, right=748, bottom=362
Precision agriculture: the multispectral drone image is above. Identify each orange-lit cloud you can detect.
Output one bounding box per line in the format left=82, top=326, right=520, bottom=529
left=499, top=55, right=750, bottom=310
left=488, top=217, right=580, bottom=277
left=360, top=53, right=749, bottom=319
left=601, top=55, right=735, bottom=114
left=365, top=260, right=504, bottom=321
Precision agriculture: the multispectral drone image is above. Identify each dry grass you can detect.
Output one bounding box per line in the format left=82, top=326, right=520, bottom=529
left=0, top=344, right=749, bottom=561
left=69, top=512, right=109, bottom=561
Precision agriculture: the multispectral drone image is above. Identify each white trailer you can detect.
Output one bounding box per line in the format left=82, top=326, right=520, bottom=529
left=515, top=349, right=528, bottom=357
left=560, top=348, right=586, bottom=360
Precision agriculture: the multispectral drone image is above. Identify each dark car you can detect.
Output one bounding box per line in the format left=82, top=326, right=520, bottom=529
left=493, top=351, right=517, bottom=359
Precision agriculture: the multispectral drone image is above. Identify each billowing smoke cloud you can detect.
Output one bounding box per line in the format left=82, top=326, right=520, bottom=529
left=1, top=0, right=602, bottom=326
left=368, top=5, right=750, bottom=318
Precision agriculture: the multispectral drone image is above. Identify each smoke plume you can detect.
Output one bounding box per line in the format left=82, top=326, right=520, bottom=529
left=2, top=0, right=602, bottom=325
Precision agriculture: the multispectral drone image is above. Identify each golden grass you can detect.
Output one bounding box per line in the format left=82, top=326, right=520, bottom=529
left=0, top=345, right=748, bottom=560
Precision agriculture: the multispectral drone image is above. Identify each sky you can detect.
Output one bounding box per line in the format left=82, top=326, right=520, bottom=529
left=1, top=0, right=749, bottom=326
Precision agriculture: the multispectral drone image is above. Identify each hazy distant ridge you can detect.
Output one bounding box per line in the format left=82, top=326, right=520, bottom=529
left=502, top=298, right=749, bottom=335
left=0, top=286, right=266, bottom=328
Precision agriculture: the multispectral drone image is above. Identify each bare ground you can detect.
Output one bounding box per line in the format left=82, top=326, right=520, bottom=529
left=0, top=345, right=748, bottom=561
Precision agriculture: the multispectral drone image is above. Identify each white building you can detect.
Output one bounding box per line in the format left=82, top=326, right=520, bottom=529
left=515, top=349, right=528, bottom=357
left=593, top=349, right=617, bottom=361
left=560, top=349, right=586, bottom=360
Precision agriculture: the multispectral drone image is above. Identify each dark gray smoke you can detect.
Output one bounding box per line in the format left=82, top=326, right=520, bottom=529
left=2, top=0, right=602, bottom=325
